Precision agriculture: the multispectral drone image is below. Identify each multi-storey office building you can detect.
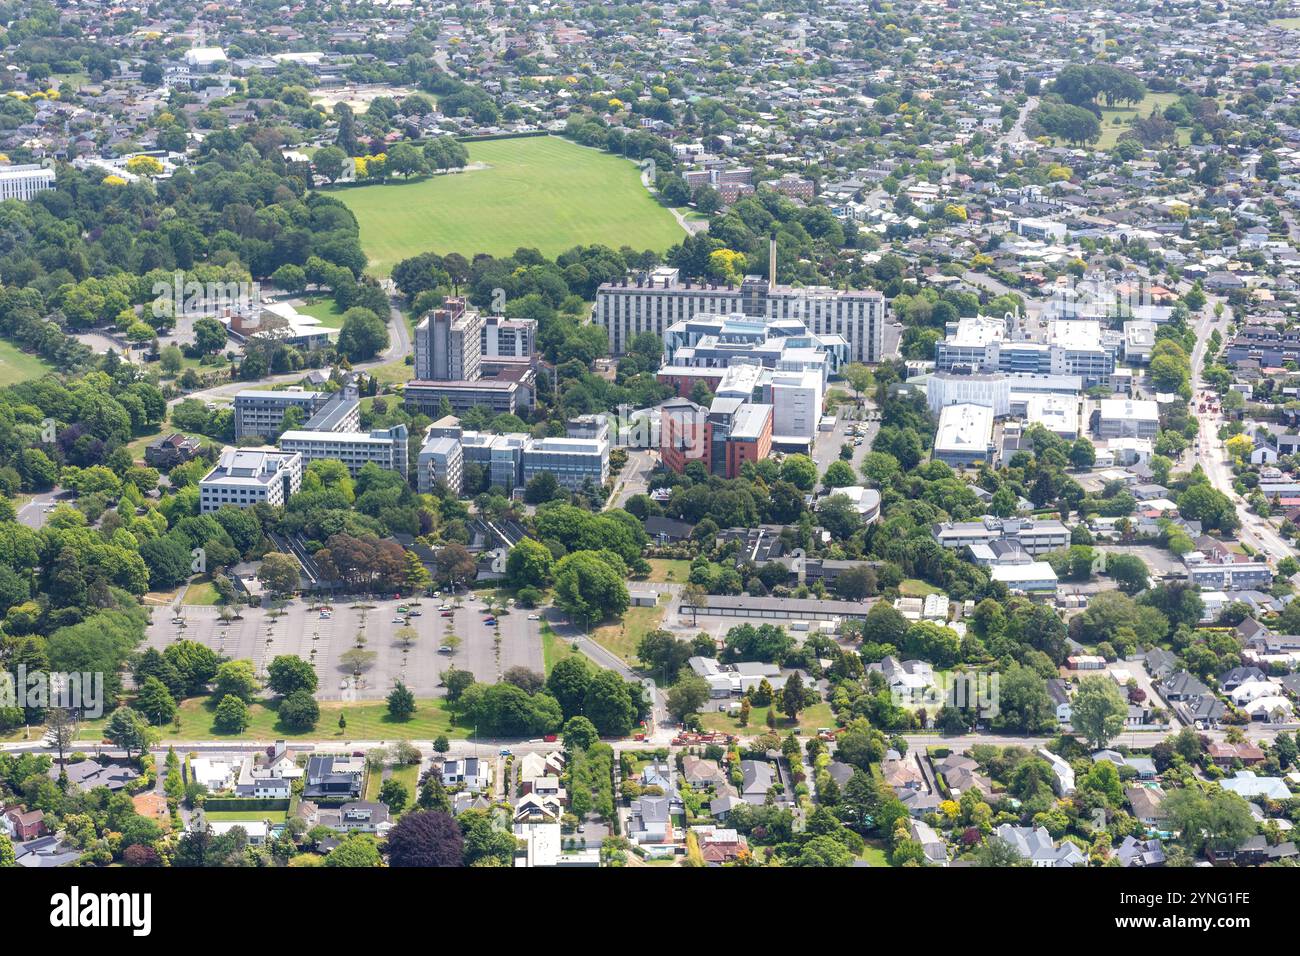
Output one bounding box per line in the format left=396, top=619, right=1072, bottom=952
left=234, top=388, right=329, bottom=440
left=278, top=425, right=409, bottom=479
left=0, top=164, right=56, bottom=201
left=595, top=264, right=885, bottom=363
left=521, top=437, right=610, bottom=491
left=199, top=448, right=303, bottom=512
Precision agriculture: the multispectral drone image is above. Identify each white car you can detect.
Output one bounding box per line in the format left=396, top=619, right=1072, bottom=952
left=527, top=614, right=540, bottom=620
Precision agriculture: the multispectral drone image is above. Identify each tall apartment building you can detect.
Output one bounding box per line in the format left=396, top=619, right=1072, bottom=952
left=407, top=297, right=533, bottom=417
left=417, top=436, right=464, bottom=495
left=481, top=316, right=536, bottom=358
left=278, top=424, right=409, bottom=479
left=199, top=448, right=303, bottom=512
left=414, top=297, right=483, bottom=382
left=0, top=164, right=56, bottom=201
left=595, top=254, right=885, bottom=363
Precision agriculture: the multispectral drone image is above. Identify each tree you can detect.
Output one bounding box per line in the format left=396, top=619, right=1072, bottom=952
left=325, top=833, right=383, bottom=867
left=1106, top=553, right=1149, bottom=594
left=506, top=538, right=554, bottom=589
left=0, top=833, right=15, bottom=867
left=379, top=779, right=410, bottom=813
left=434, top=543, right=477, bottom=590
left=257, top=553, right=300, bottom=598
left=841, top=363, right=873, bottom=406
left=137, top=676, right=177, bottom=725
left=214, top=660, right=258, bottom=702
left=45, top=708, right=77, bottom=769
left=1071, top=675, right=1128, bottom=748
left=666, top=676, right=709, bottom=721
left=1163, top=788, right=1255, bottom=854
left=106, top=706, right=153, bottom=759
left=782, top=671, right=810, bottom=720
left=1069, top=438, right=1096, bottom=470
left=192, top=317, right=228, bottom=355
left=553, top=551, right=629, bottom=624
left=267, top=655, right=318, bottom=696
left=337, top=308, right=389, bottom=361
left=313, top=145, right=348, bottom=184
left=386, top=810, right=464, bottom=866
left=562, top=716, right=599, bottom=750
left=387, top=681, right=417, bottom=720
left=214, top=695, right=250, bottom=734
left=278, top=690, right=319, bottom=731
left=823, top=460, right=857, bottom=489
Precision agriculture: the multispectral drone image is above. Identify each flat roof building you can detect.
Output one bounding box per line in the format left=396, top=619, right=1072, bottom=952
left=200, top=448, right=302, bottom=512
left=278, top=425, right=408, bottom=479
left=933, top=402, right=994, bottom=467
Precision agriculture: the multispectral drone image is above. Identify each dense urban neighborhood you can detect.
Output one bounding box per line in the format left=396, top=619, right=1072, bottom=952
left=2, top=0, right=1300, bottom=892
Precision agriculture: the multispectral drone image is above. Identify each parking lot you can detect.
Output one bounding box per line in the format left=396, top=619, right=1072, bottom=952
left=146, top=595, right=544, bottom=701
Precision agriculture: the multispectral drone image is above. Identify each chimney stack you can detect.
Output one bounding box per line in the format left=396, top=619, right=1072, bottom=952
left=768, top=231, right=777, bottom=286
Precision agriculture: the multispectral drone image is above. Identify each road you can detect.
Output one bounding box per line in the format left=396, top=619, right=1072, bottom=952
left=1188, top=292, right=1294, bottom=561
left=605, top=448, right=657, bottom=511
left=16, top=488, right=65, bottom=529
left=1000, top=95, right=1038, bottom=147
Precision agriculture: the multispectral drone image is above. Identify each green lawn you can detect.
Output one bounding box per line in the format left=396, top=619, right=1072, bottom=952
left=1088, top=93, right=1188, bottom=150
left=0, top=338, right=53, bottom=386
left=541, top=623, right=582, bottom=675
left=590, top=602, right=665, bottom=666
left=899, top=579, right=942, bottom=598
left=328, top=136, right=686, bottom=274
left=69, top=695, right=467, bottom=742
left=1271, top=17, right=1300, bottom=28
left=699, top=701, right=834, bottom=738
left=296, top=296, right=348, bottom=330
left=205, top=809, right=289, bottom=824
left=643, top=559, right=692, bottom=584
left=181, top=578, right=222, bottom=606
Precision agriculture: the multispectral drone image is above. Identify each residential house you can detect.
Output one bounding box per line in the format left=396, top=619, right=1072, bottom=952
left=443, top=756, right=492, bottom=791
left=994, top=824, right=1086, bottom=867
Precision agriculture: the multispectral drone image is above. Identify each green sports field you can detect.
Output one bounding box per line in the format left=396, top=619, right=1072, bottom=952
left=329, top=136, right=686, bottom=275
left=0, top=338, right=52, bottom=386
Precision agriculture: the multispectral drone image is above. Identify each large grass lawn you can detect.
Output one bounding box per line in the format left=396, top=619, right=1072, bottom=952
left=63, top=696, right=468, bottom=743
left=642, top=559, right=692, bottom=584
left=0, top=338, right=53, bottom=386
left=699, top=701, right=835, bottom=738
left=590, top=602, right=665, bottom=666
left=206, top=809, right=289, bottom=824
left=329, top=136, right=686, bottom=274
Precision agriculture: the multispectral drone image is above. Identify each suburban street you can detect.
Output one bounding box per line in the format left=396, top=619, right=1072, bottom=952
left=1188, top=292, right=1294, bottom=561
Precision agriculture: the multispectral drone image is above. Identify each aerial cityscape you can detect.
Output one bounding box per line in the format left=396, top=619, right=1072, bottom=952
left=1, top=0, right=1300, bottom=894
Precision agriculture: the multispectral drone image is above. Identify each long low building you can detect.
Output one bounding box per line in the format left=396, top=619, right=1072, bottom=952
left=933, top=517, right=1071, bottom=555
left=278, top=424, right=409, bottom=479
left=677, top=593, right=877, bottom=621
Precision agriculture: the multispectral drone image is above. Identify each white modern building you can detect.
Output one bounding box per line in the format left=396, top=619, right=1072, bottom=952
left=417, top=434, right=464, bottom=495
left=521, top=436, right=609, bottom=491
left=233, top=387, right=329, bottom=440
left=596, top=261, right=885, bottom=363
left=278, top=424, right=409, bottom=479
left=1095, top=398, right=1159, bottom=439
left=933, top=402, right=994, bottom=467
left=200, top=448, right=303, bottom=512
left=0, top=164, right=55, bottom=202
left=769, top=366, right=824, bottom=443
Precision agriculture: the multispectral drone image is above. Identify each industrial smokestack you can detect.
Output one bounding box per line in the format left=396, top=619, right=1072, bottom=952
left=768, top=231, right=777, bottom=286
